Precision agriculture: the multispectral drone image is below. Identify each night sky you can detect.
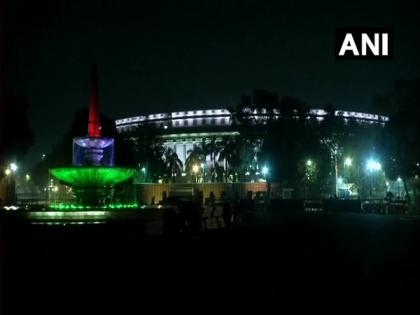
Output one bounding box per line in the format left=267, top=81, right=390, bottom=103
left=3, top=0, right=420, bottom=166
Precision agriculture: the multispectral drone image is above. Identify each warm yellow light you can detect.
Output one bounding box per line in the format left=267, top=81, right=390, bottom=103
left=5, top=168, right=11, bottom=176
left=192, top=164, right=200, bottom=173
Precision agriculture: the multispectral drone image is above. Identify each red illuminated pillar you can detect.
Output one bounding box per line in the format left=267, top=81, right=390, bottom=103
left=88, top=65, right=102, bottom=138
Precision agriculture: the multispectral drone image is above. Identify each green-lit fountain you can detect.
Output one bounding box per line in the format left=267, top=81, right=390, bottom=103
left=49, top=66, right=135, bottom=209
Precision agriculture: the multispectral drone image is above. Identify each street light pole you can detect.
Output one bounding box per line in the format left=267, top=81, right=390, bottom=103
left=192, top=164, right=199, bottom=183
left=366, top=159, right=382, bottom=199
left=4, top=164, right=18, bottom=205
left=333, top=152, right=338, bottom=197
left=261, top=165, right=270, bottom=201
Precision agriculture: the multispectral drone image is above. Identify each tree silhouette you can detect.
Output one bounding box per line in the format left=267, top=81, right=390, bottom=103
left=204, top=137, right=222, bottom=182
left=375, top=78, right=420, bottom=206
left=218, top=136, right=255, bottom=182
left=130, top=124, right=166, bottom=182
left=185, top=141, right=206, bottom=174
left=164, top=147, right=183, bottom=182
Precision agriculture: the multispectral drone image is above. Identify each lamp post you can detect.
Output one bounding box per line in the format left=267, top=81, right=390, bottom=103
left=365, top=158, right=382, bottom=198
left=261, top=165, right=269, bottom=177
left=344, top=157, right=352, bottom=168
left=341, top=157, right=353, bottom=198
left=334, top=152, right=338, bottom=197
left=397, top=177, right=402, bottom=198
left=192, top=164, right=200, bottom=183
left=25, top=174, right=34, bottom=203
left=10, top=163, right=18, bottom=172
left=261, top=165, right=270, bottom=200
left=200, top=163, right=205, bottom=183
left=305, top=160, right=313, bottom=199
left=4, top=168, right=11, bottom=205
left=4, top=163, right=18, bottom=205
left=141, top=166, right=146, bottom=183
left=337, top=176, right=344, bottom=197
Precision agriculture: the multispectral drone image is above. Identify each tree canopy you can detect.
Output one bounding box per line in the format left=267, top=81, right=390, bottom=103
left=375, top=79, right=420, bottom=202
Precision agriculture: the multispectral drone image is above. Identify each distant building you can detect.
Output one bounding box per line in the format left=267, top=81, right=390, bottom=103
left=115, top=107, right=389, bottom=170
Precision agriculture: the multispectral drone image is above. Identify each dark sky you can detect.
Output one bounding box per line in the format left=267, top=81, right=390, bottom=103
left=3, top=0, right=420, bottom=166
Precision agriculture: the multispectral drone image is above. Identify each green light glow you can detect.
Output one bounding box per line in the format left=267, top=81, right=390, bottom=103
left=49, top=203, right=139, bottom=210
left=50, top=167, right=135, bottom=187
left=31, top=221, right=105, bottom=225
left=28, top=211, right=107, bottom=221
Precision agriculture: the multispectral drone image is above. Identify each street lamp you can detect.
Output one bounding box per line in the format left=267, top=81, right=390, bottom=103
left=10, top=163, right=18, bottom=172
left=365, top=158, right=382, bottom=198
left=261, top=165, right=269, bottom=176
left=344, top=157, right=352, bottom=167
left=4, top=166, right=16, bottom=204
left=305, top=160, right=315, bottom=198
left=366, top=159, right=382, bottom=172
left=261, top=165, right=271, bottom=201
left=192, top=164, right=200, bottom=183
left=397, top=177, right=403, bottom=198
left=138, top=166, right=147, bottom=183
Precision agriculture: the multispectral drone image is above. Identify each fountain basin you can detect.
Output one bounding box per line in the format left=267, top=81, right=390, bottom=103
left=50, top=167, right=135, bottom=187
left=50, top=167, right=135, bottom=206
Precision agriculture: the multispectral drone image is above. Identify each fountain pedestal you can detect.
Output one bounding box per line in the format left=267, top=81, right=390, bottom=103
left=49, top=66, right=135, bottom=208
left=73, top=137, right=114, bottom=166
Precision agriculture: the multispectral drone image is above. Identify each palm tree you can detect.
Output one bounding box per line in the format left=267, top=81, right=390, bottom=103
left=218, top=137, right=240, bottom=182
left=164, top=148, right=183, bottom=182
left=185, top=141, right=206, bottom=176
left=218, top=136, right=259, bottom=182
left=205, top=137, right=222, bottom=182
left=131, top=125, right=166, bottom=182
left=321, top=103, right=345, bottom=196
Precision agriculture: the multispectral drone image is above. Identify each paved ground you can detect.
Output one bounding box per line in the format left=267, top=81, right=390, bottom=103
left=2, top=212, right=420, bottom=314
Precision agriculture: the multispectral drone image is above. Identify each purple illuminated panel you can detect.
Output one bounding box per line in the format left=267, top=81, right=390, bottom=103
left=73, top=137, right=115, bottom=166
